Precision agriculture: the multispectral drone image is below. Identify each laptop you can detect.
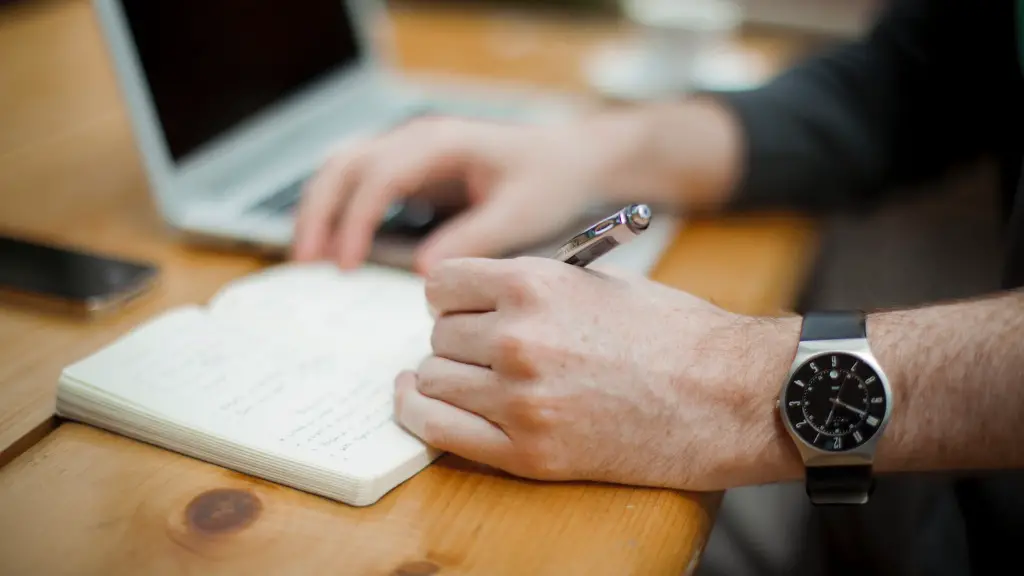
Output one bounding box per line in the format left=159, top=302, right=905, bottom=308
left=94, top=0, right=679, bottom=273
left=91, top=0, right=582, bottom=262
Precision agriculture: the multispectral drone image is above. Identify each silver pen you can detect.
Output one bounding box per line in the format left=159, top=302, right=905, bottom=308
left=553, top=204, right=652, bottom=267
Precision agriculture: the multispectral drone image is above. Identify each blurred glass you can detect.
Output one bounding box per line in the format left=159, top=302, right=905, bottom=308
left=585, top=0, right=748, bottom=100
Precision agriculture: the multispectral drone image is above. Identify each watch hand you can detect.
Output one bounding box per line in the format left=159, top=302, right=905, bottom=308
left=822, top=407, right=838, bottom=434
left=823, top=402, right=839, bottom=429
left=830, top=398, right=867, bottom=417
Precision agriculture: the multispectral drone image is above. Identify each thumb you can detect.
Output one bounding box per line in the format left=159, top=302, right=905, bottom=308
left=414, top=193, right=526, bottom=272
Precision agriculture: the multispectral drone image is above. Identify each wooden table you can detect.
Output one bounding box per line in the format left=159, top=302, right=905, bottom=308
left=0, top=1, right=819, bottom=573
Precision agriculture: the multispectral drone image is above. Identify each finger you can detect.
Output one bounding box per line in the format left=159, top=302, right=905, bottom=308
left=394, top=371, right=513, bottom=466
left=424, top=257, right=508, bottom=315
left=414, top=191, right=529, bottom=273
left=334, top=129, right=474, bottom=269
left=332, top=167, right=403, bottom=268
left=430, top=312, right=498, bottom=366
left=416, top=355, right=502, bottom=416
left=292, top=144, right=366, bottom=261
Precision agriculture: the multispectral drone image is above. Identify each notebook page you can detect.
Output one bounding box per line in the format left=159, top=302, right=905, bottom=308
left=206, top=263, right=435, bottom=474
left=208, top=262, right=430, bottom=325
left=63, top=272, right=435, bottom=476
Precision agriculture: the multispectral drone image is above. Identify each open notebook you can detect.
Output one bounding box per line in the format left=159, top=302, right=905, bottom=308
left=55, top=216, right=678, bottom=506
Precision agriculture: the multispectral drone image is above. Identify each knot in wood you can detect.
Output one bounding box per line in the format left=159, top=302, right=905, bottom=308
left=185, top=488, right=262, bottom=534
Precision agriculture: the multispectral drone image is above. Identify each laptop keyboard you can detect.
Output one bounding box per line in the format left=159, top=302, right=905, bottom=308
left=249, top=175, right=307, bottom=215
left=248, top=104, right=441, bottom=217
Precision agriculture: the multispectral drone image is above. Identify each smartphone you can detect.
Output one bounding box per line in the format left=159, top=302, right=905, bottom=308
left=0, top=234, right=159, bottom=316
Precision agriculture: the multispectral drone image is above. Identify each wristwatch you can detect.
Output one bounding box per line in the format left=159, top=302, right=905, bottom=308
left=777, top=311, right=893, bottom=505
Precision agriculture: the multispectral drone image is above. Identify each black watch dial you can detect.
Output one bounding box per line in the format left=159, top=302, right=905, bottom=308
left=782, top=352, right=888, bottom=452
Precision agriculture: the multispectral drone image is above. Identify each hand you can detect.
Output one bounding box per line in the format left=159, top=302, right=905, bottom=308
left=394, top=256, right=802, bottom=492
left=292, top=116, right=614, bottom=273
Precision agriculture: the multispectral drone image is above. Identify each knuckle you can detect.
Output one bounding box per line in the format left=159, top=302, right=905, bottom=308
left=494, top=329, right=534, bottom=376
left=493, top=323, right=559, bottom=378
left=504, top=391, right=558, bottom=430
left=499, top=257, right=566, bottom=306
left=501, top=270, right=542, bottom=307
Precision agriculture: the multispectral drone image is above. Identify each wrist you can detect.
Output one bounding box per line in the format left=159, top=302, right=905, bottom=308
left=729, top=314, right=805, bottom=486
left=580, top=98, right=743, bottom=211
left=863, top=310, right=911, bottom=473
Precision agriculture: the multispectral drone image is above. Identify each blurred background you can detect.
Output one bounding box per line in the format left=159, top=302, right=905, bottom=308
left=0, top=0, right=1004, bottom=574
left=2, top=0, right=1000, bottom=345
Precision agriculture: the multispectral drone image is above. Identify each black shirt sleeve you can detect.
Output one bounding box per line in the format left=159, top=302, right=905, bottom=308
left=716, top=0, right=1014, bottom=213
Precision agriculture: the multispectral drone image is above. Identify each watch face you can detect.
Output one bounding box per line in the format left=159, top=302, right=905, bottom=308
left=782, top=352, right=888, bottom=452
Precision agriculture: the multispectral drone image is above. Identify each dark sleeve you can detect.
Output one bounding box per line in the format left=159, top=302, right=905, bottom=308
left=716, top=0, right=1011, bottom=212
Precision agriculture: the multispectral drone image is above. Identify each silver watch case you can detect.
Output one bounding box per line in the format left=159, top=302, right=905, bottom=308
left=777, top=337, right=894, bottom=468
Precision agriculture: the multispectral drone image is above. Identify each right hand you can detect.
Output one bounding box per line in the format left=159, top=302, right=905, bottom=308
left=397, top=256, right=803, bottom=491
left=292, top=116, right=611, bottom=273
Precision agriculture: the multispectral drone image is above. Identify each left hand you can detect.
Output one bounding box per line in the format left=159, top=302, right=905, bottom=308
left=393, top=256, right=798, bottom=491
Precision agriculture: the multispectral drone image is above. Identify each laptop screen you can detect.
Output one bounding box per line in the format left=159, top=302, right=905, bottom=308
left=120, top=0, right=363, bottom=162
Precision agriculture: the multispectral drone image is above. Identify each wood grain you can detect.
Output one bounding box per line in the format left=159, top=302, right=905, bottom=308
left=0, top=424, right=720, bottom=575
left=0, top=0, right=819, bottom=573
left=0, top=0, right=122, bottom=158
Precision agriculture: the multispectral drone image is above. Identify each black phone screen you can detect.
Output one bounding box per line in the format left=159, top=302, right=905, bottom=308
left=0, top=235, right=159, bottom=302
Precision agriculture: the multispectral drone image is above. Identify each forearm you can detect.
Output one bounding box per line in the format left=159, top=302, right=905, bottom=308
left=584, top=0, right=1003, bottom=215
left=752, top=291, right=1024, bottom=484
left=582, top=98, right=745, bottom=212
left=870, top=291, right=1024, bottom=473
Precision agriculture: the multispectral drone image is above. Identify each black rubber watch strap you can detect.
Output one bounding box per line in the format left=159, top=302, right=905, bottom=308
left=806, top=465, right=875, bottom=505
left=799, top=311, right=874, bottom=505
left=800, top=311, right=866, bottom=341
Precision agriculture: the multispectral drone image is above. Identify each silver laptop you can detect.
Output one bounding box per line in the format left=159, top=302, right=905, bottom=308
left=92, top=0, right=577, bottom=264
